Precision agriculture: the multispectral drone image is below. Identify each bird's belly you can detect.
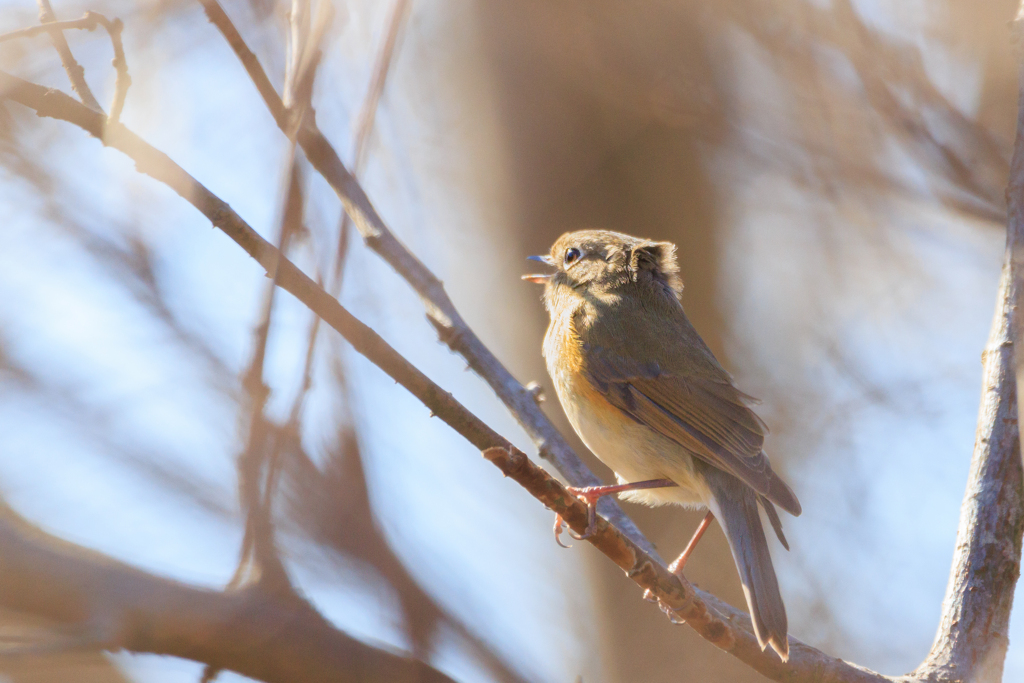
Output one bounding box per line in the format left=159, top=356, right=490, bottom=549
left=553, top=370, right=710, bottom=509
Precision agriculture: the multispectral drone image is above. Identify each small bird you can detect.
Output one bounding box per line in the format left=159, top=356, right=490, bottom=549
left=523, top=230, right=800, bottom=660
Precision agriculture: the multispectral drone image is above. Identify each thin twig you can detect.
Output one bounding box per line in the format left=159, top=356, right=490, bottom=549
left=197, top=0, right=659, bottom=562
left=35, top=0, right=100, bottom=110
left=7, top=10, right=130, bottom=125
left=94, top=13, right=129, bottom=126
left=0, top=14, right=100, bottom=43
left=230, top=155, right=304, bottom=591
left=331, top=0, right=411, bottom=285
left=351, top=0, right=409, bottom=176
left=283, top=0, right=331, bottom=120
left=280, top=0, right=403, bottom=518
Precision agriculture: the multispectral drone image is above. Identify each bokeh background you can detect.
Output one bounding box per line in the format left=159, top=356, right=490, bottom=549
left=0, top=0, right=1019, bottom=681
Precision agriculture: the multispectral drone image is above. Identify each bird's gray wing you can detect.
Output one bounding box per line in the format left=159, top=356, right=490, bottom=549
left=583, top=354, right=801, bottom=516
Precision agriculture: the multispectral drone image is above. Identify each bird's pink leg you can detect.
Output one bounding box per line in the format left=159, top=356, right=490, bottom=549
left=555, top=478, right=678, bottom=545
left=668, top=510, right=715, bottom=576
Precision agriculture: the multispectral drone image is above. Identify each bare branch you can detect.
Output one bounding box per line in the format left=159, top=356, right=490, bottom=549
left=35, top=0, right=100, bottom=111
left=199, top=1, right=286, bottom=127
left=0, top=14, right=99, bottom=43
left=7, top=10, right=131, bottom=126
left=915, top=202, right=1024, bottom=681
left=197, top=0, right=658, bottom=560
left=0, top=502, right=455, bottom=683
left=229, top=1, right=333, bottom=592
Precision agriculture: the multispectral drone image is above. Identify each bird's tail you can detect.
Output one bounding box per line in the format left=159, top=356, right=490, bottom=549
left=706, top=473, right=789, bottom=661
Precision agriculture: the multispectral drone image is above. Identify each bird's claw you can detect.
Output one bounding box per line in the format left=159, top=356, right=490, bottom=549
left=553, top=514, right=572, bottom=548
left=553, top=485, right=605, bottom=548
left=567, top=523, right=595, bottom=541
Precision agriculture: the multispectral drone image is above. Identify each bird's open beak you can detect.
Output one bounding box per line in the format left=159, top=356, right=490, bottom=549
left=522, top=254, right=554, bottom=283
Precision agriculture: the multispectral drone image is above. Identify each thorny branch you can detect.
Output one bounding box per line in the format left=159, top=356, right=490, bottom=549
left=0, top=4, right=1023, bottom=682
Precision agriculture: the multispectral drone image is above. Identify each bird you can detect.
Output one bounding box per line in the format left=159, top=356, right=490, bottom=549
left=523, top=229, right=800, bottom=660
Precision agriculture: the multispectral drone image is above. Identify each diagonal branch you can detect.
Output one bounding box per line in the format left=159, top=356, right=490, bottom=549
left=196, top=0, right=657, bottom=558
left=350, top=0, right=410, bottom=177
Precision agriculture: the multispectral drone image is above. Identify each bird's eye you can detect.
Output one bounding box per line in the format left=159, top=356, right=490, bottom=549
left=564, top=247, right=581, bottom=266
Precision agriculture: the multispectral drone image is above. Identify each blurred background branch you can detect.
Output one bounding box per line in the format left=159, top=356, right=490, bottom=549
left=0, top=499, right=457, bottom=683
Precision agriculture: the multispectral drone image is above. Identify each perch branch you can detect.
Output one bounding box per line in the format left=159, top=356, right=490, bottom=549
left=0, top=66, right=906, bottom=683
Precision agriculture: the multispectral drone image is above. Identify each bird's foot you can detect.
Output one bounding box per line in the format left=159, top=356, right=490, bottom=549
left=553, top=480, right=680, bottom=548
left=564, top=486, right=603, bottom=540
left=553, top=514, right=573, bottom=548
left=552, top=489, right=599, bottom=547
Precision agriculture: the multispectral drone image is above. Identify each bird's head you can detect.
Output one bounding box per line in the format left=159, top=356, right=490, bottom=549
left=523, top=230, right=682, bottom=312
